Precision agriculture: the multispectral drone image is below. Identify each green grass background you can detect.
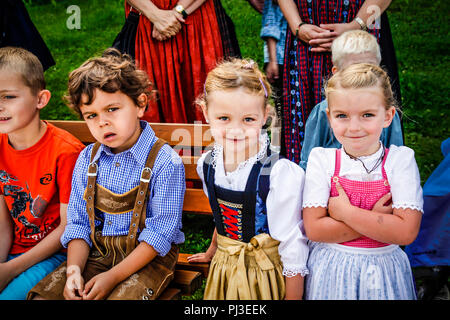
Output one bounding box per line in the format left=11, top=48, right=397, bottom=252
left=22, top=0, right=449, bottom=299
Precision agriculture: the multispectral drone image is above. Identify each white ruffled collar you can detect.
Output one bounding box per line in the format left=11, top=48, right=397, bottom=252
left=211, top=133, right=270, bottom=176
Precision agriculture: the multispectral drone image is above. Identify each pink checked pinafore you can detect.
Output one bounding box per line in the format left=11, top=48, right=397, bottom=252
left=305, top=148, right=417, bottom=300
left=332, top=148, right=391, bottom=248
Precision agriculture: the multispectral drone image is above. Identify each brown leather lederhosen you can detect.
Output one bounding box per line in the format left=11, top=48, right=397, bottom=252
left=27, top=139, right=178, bottom=300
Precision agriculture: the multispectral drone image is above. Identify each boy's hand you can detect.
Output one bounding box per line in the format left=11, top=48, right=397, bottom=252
left=63, top=265, right=84, bottom=300
left=265, top=61, right=279, bottom=84
left=82, top=270, right=118, bottom=300
left=328, top=182, right=352, bottom=221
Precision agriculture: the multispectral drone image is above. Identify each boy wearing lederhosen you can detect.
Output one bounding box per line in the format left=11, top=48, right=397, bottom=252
left=28, top=48, right=185, bottom=300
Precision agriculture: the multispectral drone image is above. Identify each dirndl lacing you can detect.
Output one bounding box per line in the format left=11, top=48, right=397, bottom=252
left=305, top=242, right=417, bottom=300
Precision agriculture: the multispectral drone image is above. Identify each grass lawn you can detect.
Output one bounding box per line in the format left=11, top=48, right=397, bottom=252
left=387, top=0, right=449, bottom=184
left=22, top=0, right=449, bottom=299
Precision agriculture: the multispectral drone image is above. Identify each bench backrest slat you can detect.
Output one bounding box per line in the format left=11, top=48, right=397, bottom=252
left=48, top=120, right=214, bottom=147
left=184, top=189, right=212, bottom=214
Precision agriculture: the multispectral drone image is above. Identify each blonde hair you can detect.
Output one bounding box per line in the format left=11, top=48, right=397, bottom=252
left=196, top=58, right=272, bottom=109
left=325, top=63, right=398, bottom=110
left=0, top=47, right=46, bottom=95
left=66, top=48, right=154, bottom=118
left=331, top=30, right=381, bottom=69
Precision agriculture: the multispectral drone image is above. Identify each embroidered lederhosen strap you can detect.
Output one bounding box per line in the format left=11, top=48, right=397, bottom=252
left=85, top=139, right=167, bottom=256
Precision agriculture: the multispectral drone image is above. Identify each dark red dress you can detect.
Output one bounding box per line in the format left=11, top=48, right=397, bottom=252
left=126, top=0, right=224, bottom=123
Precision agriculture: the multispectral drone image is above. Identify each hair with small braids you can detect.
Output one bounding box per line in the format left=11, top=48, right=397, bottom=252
left=325, top=63, right=398, bottom=111
left=196, top=58, right=272, bottom=110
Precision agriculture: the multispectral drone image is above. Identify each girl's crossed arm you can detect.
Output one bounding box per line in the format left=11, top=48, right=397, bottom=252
left=303, top=192, right=393, bottom=243
left=303, top=148, right=362, bottom=243
left=126, top=0, right=185, bottom=41
left=328, top=183, right=421, bottom=245
left=328, top=147, right=423, bottom=245
left=303, top=206, right=362, bottom=243
left=329, top=145, right=423, bottom=245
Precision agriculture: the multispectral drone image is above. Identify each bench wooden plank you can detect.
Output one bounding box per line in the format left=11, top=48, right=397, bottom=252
left=171, top=269, right=203, bottom=296
left=48, top=120, right=213, bottom=147
left=158, top=287, right=181, bottom=300
left=49, top=120, right=94, bottom=144
left=154, top=122, right=213, bottom=148
left=182, top=156, right=201, bottom=180
left=183, top=189, right=211, bottom=214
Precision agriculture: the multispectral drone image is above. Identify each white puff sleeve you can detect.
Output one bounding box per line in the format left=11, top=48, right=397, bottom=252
left=196, top=151, right=210, bottom=197
left=266, top=159, right=309, bottom=277
left=302, top=147, right=334, bottom=209
left=385, top=145, right=424, bottom=213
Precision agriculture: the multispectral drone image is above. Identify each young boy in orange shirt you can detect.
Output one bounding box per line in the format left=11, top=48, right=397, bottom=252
left=0, top=47, right=84, bottom=299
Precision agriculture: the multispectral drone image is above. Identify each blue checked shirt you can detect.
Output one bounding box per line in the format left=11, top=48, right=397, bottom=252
left=61, top=121, right=185, bottom=256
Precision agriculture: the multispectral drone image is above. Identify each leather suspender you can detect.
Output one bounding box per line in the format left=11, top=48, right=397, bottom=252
left=85, top=139, right=167, bottom=256
left=126, top=138, right=166, bottom=255
left=86, top=142, right=102, bottom=254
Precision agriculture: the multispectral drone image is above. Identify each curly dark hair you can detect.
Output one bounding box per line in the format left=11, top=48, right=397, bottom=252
left=66, top=48, right=155, bottom=118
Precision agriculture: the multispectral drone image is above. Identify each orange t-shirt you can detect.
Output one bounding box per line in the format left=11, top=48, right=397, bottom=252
left=0, top=122, right=84, bottom=254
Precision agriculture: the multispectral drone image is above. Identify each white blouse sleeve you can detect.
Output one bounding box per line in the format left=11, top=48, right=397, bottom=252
left=266, top=159, right=309, bottom=277
left=385, top=145, right=424, bottom=213
left=196, top=151, right=209, bottom=198
left=302, top=147, right=334, bottom=209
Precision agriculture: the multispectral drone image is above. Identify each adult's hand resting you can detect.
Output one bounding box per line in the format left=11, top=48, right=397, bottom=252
left=150, top=8, right=185, bottom=41
left=296, top=24, right=337, bottom=52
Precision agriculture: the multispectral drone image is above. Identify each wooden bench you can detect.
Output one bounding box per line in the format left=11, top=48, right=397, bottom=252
left=48, top=120, right=212, bottom=300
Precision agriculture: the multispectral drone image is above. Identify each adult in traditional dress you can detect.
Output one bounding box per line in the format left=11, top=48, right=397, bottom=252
left=278, top=0, right=397, bottom=163
left=124, top=0, right=231, bottom=123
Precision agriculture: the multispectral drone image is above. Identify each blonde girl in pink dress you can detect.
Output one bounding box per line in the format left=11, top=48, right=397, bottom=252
left=302, top=63, right=423, bottom=299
